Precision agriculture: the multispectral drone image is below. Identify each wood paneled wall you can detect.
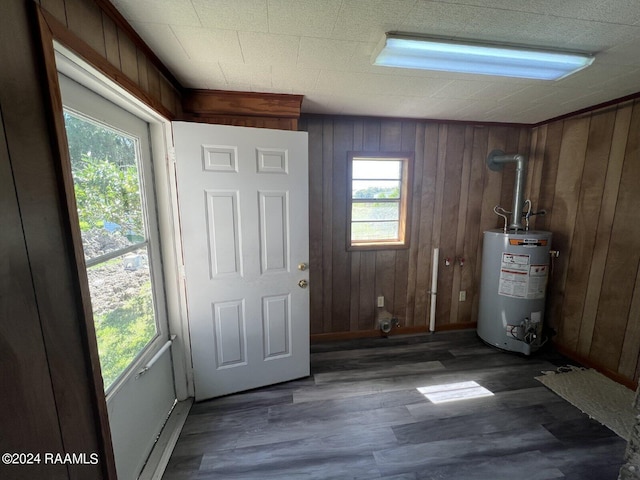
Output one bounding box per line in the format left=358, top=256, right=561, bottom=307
left=302, top=116, right=530, bottom=336
left=1, top=1, right=114, bottom=478
left=530, top=100, right=640, bottom=386
left=37, top=0, right=182, bottom=118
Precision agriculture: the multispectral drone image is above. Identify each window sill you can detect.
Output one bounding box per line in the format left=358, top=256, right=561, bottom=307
left=348, top=241, right=409, bottom=251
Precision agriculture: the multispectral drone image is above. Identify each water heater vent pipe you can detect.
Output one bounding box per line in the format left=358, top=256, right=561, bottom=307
left=486, top=150, right=528, bottom=231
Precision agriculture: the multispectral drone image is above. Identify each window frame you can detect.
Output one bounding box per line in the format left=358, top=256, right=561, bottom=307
left=346, top=151, right=414, bottom=251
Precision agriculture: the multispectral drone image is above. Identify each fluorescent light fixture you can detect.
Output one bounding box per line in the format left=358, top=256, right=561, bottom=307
left=417, top=381, right=494, bottom=404
left=373, top=33, right=594, bottom=80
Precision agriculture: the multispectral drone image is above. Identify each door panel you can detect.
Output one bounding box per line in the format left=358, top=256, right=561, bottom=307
left=206, top=190, right=242, bottom=278
left=174, top=122, right=309, bottom=400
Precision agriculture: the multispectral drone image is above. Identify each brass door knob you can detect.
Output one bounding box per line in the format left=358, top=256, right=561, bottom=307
left=298, top=279, right=308, bottom=289
left=298, top=263, right=308, bottom=271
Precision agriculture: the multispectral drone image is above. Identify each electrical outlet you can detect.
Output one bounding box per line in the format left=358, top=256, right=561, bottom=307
left=377, top=296, right=384, bottom=308
left=459, top=291, right=466, bottom=302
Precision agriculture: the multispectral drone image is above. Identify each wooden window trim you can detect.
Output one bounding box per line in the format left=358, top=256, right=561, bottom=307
left=346, top=151, right=414, bottom=251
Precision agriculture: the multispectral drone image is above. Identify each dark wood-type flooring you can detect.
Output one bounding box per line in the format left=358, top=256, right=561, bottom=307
left=163, top=330, right=627, bottom=479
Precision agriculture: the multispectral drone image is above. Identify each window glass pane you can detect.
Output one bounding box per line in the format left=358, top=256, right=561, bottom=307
left=352, top=202, right=399, bottom=221
left=87, top=247, right=156, bottom=388
left=352, top=221, right=399, bottom=241
left=352, top=180, right=401, bottom=199
left=352, top=159, right=401, bottom=179
left=64, top=111, right=146, bottom=261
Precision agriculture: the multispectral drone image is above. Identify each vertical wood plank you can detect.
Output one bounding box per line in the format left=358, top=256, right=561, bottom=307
left=160, top=76, right=177, bottom=116
left=619, top=265, right=640, bottom=380
left=375, top=250, right=397, bottom=320
left=535, top=121, right=564, bottom=233
left=117, top=26, right=139, bottom=84
left=147, top=62, right=161, bottom=102
left=102, top=11, right=120, bottom=69
left=413, top=124, right=439, bottom=327
left=405, top=123, right=425, bottom=327
left=0, top=103, right=68, bottom=479
left=331, top=119, right=352, bottom=332
left=472, top=126, right=507, bottom=320
left=306, top=119, right=324, bottom=334
left=431, top=125, right=449, bottom=327
left=137, top=48, right=149, bottom=94
left=393, top=121, right=417, bottom=324
left=437, top=124, right=465, bottom=326
left=560, top=109, right=616, bottom=351
left=589, top=102, right=640, bottom=372
left=450, top=126, right=474, bottom=324
left=322, top=119, right=334, bottom=332
left=547, top=115, right=591, bottom=347
left=40, top=0, right=67, bottom=26
left=528, top=125, right=548, bottom=228
left=462, top=126, right=488, bottom=323
left=577, top=103, right=632, bottom=356
left=65, top=0, right=106, bottom=57
left=359, top=251, right=377, bottom=330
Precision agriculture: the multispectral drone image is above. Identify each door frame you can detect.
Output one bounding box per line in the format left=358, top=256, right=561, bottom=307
left=35, top=7, right=194, bottom=477
left=54, top=44, right=194, bottom=400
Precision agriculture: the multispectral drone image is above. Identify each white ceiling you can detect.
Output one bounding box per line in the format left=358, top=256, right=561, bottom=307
left=111, top=0, right=640, bottom=124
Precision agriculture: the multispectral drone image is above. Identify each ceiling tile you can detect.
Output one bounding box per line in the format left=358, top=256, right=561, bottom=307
left=271, top=66, right=320, bottom=93
left=331, top=0, right=418, bottom=42
left=555, top=63, right=633, bottom=90
left=566, top=23, right=640, bottom=51
left=172, top=26, right=243, bottom=63
left=238, top=31, right=299, bottom=65
left=471, top=82, right=530, bottom=101
left=314, top=71, right=402, bottom=96
left=400, top=1, right=477, bottom=38
left=177, top=61, right=226, bottom=89
left=429, top=80, right=495, bottom=99
left=391, top=76, right=453, bottom=97
left=113, top=0, right=200, bottom=26
left=219, top=63, right=272, bottom=90
left=598, top=40, right=640, bottom=66
left=129, top=23, right=188, bottom=71
left=432, top=0, right=640, bottom=25
left=297, top=37, right=359, bottom=68
left=599, top=68, right=640, bottom=93
left=192, top=0, right=269, bottom=32
left=267, top=0, right=342, bottom=37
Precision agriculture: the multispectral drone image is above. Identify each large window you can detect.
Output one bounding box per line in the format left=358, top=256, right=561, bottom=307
left=347, top=152, right=413, bottom=249
left=61, top=75, right=166, bottom=392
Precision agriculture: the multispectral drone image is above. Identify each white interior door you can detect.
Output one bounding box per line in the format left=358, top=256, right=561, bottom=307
left=173, top=122, right=309, bottom=401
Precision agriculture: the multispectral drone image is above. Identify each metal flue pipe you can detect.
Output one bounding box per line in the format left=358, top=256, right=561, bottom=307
left=486, top=150, right=528, bottom=231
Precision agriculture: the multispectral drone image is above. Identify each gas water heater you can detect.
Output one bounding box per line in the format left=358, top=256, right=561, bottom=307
left=477, top=150, right=551, bottom=355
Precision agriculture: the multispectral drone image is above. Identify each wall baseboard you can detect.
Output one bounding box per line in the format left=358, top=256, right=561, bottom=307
left=310, top=323, right=477, bottom=343
left=553, top=343, right=637, bottom=391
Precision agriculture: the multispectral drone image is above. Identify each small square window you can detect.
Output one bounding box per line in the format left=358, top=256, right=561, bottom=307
left=347, top=152, right=413, bottom=250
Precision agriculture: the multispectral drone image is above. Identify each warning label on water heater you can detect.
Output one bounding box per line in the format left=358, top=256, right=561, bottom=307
left=498, top=253, right=548, bottom=299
